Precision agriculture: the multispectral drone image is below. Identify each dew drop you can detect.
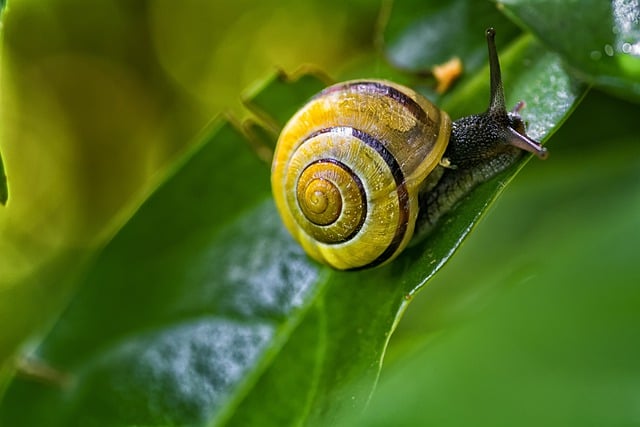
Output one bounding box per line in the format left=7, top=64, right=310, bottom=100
left=604, top=44, right=615, bottom=56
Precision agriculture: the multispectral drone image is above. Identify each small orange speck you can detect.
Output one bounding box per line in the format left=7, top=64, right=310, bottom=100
left=433, top=57, right=463, bottom=94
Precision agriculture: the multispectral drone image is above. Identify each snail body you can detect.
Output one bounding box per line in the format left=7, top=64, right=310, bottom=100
left=271, top=29, right=547, bottom=270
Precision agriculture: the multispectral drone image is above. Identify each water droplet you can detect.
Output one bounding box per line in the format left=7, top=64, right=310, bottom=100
left=623, top=42, right=632, bottom=53
left=604, top=44, right=615, bottom=56
left=590, top=50, right=602, bottom=60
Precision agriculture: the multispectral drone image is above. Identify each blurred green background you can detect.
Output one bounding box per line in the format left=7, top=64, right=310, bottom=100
left=1, top=0, right=639, bottom=425
left=0, top=0, right=376, bottom=364
left=0, top=0, right=375, bottom=284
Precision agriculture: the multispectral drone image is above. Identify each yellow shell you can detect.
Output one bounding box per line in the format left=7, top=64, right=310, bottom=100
left=271, top=80, right=451, bottom=270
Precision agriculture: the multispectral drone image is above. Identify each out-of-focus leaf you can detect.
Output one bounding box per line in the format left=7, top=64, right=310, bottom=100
left=338, top=89, right=640, bottom=427
left=244, top=69, right=330, bottom=133
left=0, top=28, right=585, bottom=426
left=499, top=0, right=640, bottom=101
left=149, top=0, right=380, bottom=114
left=381, top=0, right=521, bottom=101
left=384, top=0, right=519, bottom=72
left=0, top=0, right=380, bottom=373
left=0, top=0, right=212, bottom=367
left=0, top=117, right=315, bottom=426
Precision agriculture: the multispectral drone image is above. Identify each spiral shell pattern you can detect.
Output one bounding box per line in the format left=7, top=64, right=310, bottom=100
left=272, top=80, right=451, bottom=270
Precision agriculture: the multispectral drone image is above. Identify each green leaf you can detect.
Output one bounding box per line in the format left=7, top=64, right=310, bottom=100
left=442, top=33, right=585, bottom=139
left=0, top=0, right=380, bottom=371
left=383, top=0, right=520, bottom=73
left=0, top=119, right=307, bottom=425
left=0, top=30, right=584, bottom=426
left=0, top=2, right=588, bottom=426
left=499, top=0, right=640, bottom=101
left=395, top=33, right=586, bottom=295
left=337, top=89, right=640, bottom=426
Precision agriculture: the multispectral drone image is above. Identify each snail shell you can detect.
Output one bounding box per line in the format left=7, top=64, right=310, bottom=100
left=271, top=80, right=451, bottom=270
left=271, top=29, right=547, bottom=270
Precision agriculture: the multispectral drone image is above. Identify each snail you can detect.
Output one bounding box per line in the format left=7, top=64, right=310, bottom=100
left=271, top=28, right=547, bottom=270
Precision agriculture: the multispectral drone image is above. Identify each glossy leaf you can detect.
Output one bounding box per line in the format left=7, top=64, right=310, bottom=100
left=394, top=33, right=585, bottom=295
left=0, top=0, right=380, bottom=369
left=0, top=119, right=316, bottom=425
left=0, top=29, right=584, bottom=426
left=499, top=0, right=640, bottom=101
left=383, top=0, right=520, bottom=74
left=441, top=33, right=585, bottom=139
left=338, top=89, right=640, bottom=426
